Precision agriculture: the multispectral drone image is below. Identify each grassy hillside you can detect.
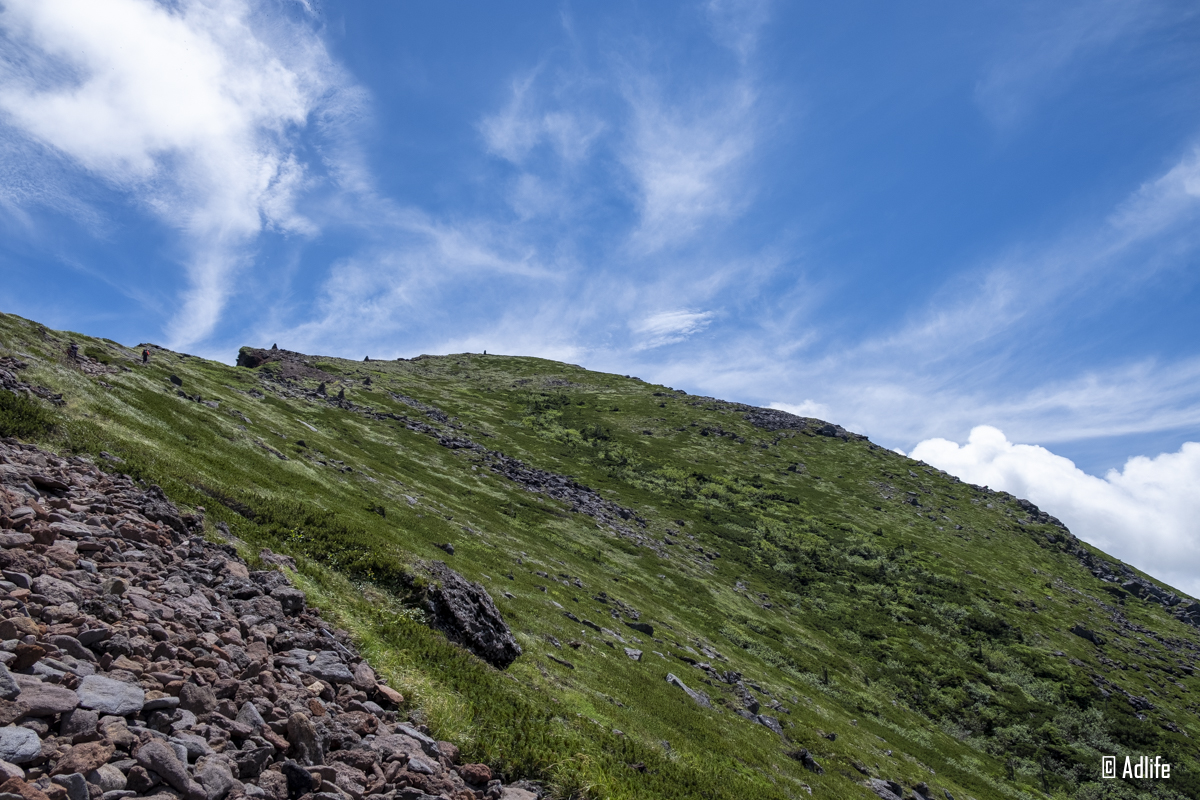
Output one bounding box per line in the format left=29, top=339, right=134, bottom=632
left=2, top=311, right=1198, bottom=800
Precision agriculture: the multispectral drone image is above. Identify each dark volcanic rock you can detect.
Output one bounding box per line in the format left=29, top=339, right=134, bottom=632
left=0, top=356, right=64, bottom=405
left=236, top=349, right=270, bottom=369
left=422, top=561, right=521, bottom=669
left=141, top=485, right=188, bottom=535
left=742, top=405, right=865, bottom=441
left=235, top=347, right=337, bottom=381
left=742, top=407, right=812, bottom=432
left=787, top=748, right=824, bottom=774
left=1070, top=624, right=1105, bottom=646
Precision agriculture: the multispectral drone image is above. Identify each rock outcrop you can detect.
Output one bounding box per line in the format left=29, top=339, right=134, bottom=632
left=0, top=437, right=540, bottom=800
left=0, top=359, right=63, bottom=406
left=421, top=564, right=521, bottom=670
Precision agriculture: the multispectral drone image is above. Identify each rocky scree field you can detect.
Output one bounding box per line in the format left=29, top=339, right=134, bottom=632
left=0, top=433, right=537, bottom=800
left=1, top=311, right=1199, bottom=800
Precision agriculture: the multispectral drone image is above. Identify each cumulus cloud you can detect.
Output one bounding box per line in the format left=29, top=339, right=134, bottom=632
left=0, top=0, right=348, bottom=347
left=912, top=426, right=1200, bottom=597
left=630, top=309, right=714, bottom=349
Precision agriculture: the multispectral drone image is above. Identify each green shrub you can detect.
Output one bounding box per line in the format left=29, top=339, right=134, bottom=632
left=0, top=389, right=57, bottom=439
left=83, top=346, right=111, bottom=365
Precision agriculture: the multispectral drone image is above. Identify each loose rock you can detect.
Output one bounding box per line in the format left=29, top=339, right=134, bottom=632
left=422, top=561, right=522, bottom=669
left=75, top=677, right=143, bottom=717
left=0, top=439, right=525, bottom=800
left=0, top=729, right=40, bottom=765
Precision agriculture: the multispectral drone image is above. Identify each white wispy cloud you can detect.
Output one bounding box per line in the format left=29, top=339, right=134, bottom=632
left=0, top=0, right=350, bottom=348
left=630, top=309, right=714, bottom=349
left=912, top=426, right=1200, bottom=598
left=620, top=77, right=758, bottom=253
left=794, top=357, right=1200, bottom=452
left=704, top=0, right=772, bottom=62
left=260, top=1, right=774, bottom=364
left=973, top=0, right=1161, bottom=129
left=480, top=71, right=605, bottom=167
left=746, top=139, right=1200, bottom=445
left=475, top=4, right=768, bottom=254
left=268, top=207, right=561, bottom=357
left=1110, top=145, right=1200, bottom=239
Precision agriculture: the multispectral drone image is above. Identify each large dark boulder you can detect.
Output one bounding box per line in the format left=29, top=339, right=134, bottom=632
left=236, top=348, right=272, bottom=368
left=1070, top=624, right=1105, bottom=646
left=422, top=561, right=521, bottom=669
left=141, top=485, right=187, bottom=536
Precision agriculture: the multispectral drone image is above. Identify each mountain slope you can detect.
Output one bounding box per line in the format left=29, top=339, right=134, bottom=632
left=1, top=312, right=1198, bottom=800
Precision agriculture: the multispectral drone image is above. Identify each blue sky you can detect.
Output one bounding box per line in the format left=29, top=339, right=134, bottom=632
left=3, top=1, right=1200, bottom=590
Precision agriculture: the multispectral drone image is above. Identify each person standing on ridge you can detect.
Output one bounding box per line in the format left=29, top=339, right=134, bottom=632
left=142, top=349, right=149, bottom=364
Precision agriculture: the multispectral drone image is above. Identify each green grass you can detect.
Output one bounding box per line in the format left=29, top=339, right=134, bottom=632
left=83, top=345, right=112, bottom=365
left=0, top=387, right=58, bottom=438
left=2, top=310, right=1199, bottom=800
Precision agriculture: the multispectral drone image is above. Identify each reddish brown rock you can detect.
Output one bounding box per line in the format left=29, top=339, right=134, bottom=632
left=0, top=778, right=52, bottom=800
left=437, top=741, right=460, bottom=764
left=458, top=763, right=492, bottom=785
left=51, top=740, right=114, bottom=776
left=374, top=683, right=403, bottom=706
left=336, top=711, right=377, bottom=736
left=10, top=644, right=45, bottom=671
left=351, top=662, right=375, bottom=692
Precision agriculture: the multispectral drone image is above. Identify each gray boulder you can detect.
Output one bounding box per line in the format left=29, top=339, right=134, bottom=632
left=867, top=778, right=902, bottom=800
left=76, top=675, right=144, bottom=716
left=665, top=673, right=712, bottom=709
left=422, top=561, right=521, bottom=669
left=135, top=740, right=205, bottom=800
left=48, top=636, right=95, bottom=663
left=235, top=702, right=265, bottom=732
left=271, top=587, right=306, bottom=616
left=141, top=485, right=188, bottom=535
left=0, top=664, right=18, bottom=701
left=0, top=727, right=41, bottom=764
left=755, top=714, right=784, bottom=736
left=285, top=712, right=322, bottom=766
left=274, top=650, right=353, bottom=684
left=1070, top=624, right=1105, bottom=646
left=32, top=575, right=79, bottom=606
left=86, top=764, right=127, bottom=793
left=13, top=675, right=80, bottom=717
left=60, top=709, right=99, bottom=742
left=195, top=758, right=239, bottom=800
left=51, top=772, right=89, bottom=800
left=308, top=650, right=353, bottom=684
left=280, top=761, right=312, bottom=799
